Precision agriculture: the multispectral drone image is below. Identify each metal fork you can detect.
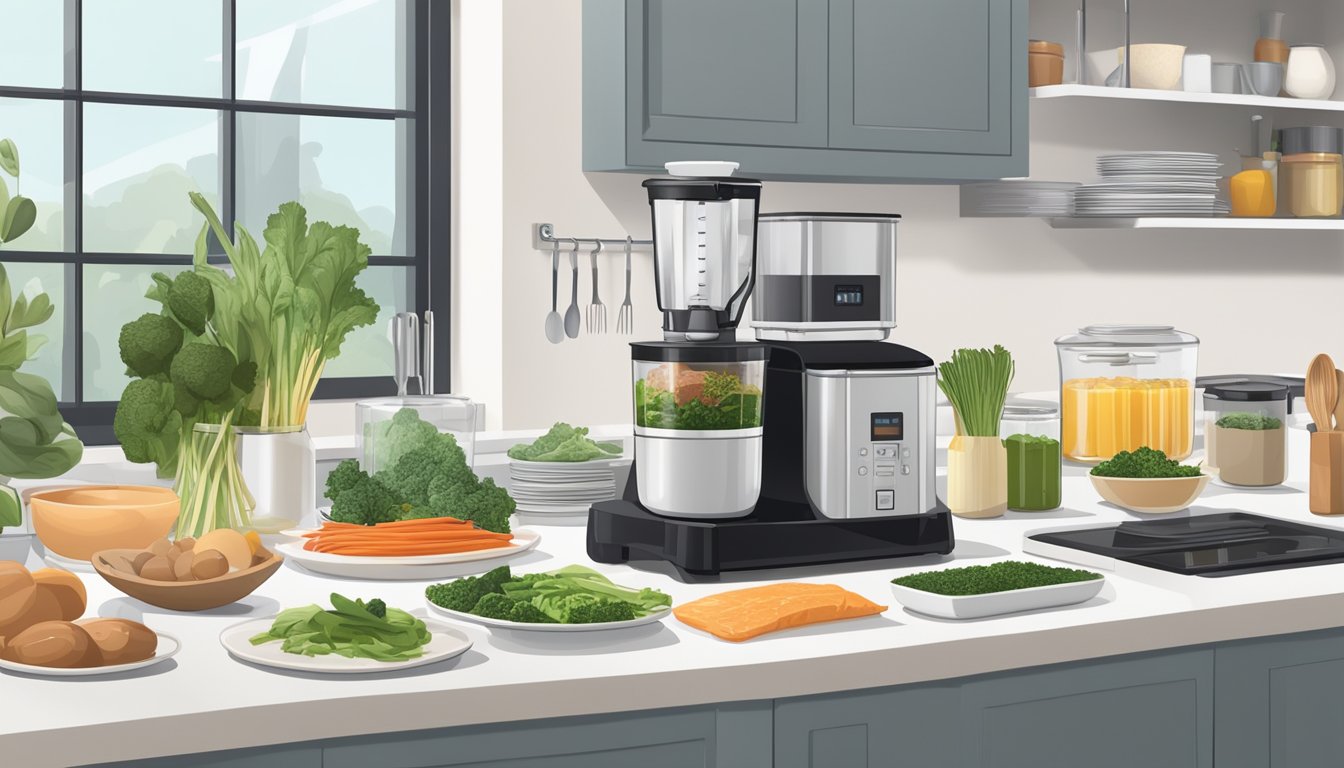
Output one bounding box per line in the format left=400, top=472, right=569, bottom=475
left=586, top=241, right=606, bottom=334
left=617, top=236, right=634, bottom=335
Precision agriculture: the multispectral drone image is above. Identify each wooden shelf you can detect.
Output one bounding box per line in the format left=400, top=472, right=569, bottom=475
left=1031, top=84, right=1344, bottom=113
left=1049, top=217, right=1344, bottom=230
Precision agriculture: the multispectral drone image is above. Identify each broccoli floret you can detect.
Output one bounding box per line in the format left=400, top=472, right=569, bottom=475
left=558, top=595, right=637, bottom=624
left=370, top=408, right=442, bottom=470
left=428, top=476, right=514, bottom=533
left=426, top=574, right=501, bottom=613
left=113, top=378, right=182, bottom=472
left=329, top=475, right=399, bottom=525
left=376, top=440, right=471, bottom=507
left=166, top=271, right=215, bottom=336
left=508, top=601, right=558, bottom=624
left=325, top=459, right=368, bottom=500
left=170, top=342, right=237, bottom=402
left=470, top=592, right=519, bottom=620
left=118, top=313, right=183, bottom=379
left=358, top=598, right=387, bottom=619
left=478, top=565, right=514, bottom=591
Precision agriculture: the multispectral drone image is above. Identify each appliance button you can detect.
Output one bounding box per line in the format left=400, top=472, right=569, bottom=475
left=875, top=490, right=895, bottom=511
left=902, top=448, right=911, bottom=459
left=858, top=466, right=869, bottom=477
left=876, top=466, right=895, bottom=477
left=875, top=447, right=893, bottom=458
left=901, top=465, right=911, bottom=476
left=859, top=447, right=869, bottom=457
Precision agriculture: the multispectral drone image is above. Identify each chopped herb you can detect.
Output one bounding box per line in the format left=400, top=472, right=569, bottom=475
left=892, top=561, right=1101, bottom=596
left=1091, top=446, right=1202, bottom=478
left=1215, top=412, right=1282, bottom=431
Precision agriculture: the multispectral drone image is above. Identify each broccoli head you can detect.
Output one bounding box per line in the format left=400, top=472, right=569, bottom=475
left=170, top=342, right=237, bottom=402
left=118, top=313, right=184, bottom=379
left=469, top=592, right=519, bottom=620
left=370, top=408, right=441, bottom=470
left=427, top=477, right=514, bottom=533
left=557, top=594, right=637, bottom=624
left=508, top=601, right=558, bottom=624
left=113, top=378, right=182, bottom=472
left=426, top=574, right=502, bottom=613
left=329, top=475, right=399, bottom=525
left=325, top=459, right=368, bottom=500
left=356, top=597, right=387, bottom=619
left=167, top=270, right=215, bottom=336
left=375, top=446, right=445, bottom=507
left=478, top=565, right=514, bottom=591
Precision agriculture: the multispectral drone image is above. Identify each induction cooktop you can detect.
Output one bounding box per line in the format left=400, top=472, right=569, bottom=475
left=1027, top=513, right=1344, bottom=577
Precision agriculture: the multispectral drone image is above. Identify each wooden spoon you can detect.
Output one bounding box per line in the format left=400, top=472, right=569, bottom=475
left=1335, top=369, right=1344, bottom=432
left=1307, top=354, right=1339, bottom=431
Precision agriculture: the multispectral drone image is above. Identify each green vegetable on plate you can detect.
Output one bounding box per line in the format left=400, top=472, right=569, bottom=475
left=250, top=593, right=430, bottom=662
left=938, top=346, right=1014, bottom=437
left=892, top=561, right=1101, bottom=596
left=1091, top=446, right=1202, bottom=478
left=1215, top=412, right=1282, bottom=431
left=426, top=565, right=672, bottom=625
left=507, top=422, right=623, bottom=462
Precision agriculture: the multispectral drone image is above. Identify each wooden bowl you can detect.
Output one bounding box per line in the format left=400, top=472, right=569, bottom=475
left=1089, top=474, right=1210, bottom=514
left=31, top=485, right=179, bottom=561
left=91, top=547, right=283, bottom=611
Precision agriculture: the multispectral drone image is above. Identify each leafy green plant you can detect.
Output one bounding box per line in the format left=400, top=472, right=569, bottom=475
left=938, top=345, right=1014, bottom=437
left=1215, top=412, right=1282, bottom=431
left=507, top=422, right=622, bottom=462
left=1091, top=446, right=1203, bottom=478
left=0, top=138, right=36, bottom=247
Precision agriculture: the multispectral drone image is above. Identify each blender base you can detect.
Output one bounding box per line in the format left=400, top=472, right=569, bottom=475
left=587, top=497, right=955, bottom=577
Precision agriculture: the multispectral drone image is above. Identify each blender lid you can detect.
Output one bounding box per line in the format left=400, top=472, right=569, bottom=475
left=759, top=212, right=902, bottom=222
left=643, top=177, right=762, bottom=201
left=630, top=341, right=768, bottom=363
left=1055, top=324, right=1198, bottom=347
left=1203, top=382, right=1289, bottom=402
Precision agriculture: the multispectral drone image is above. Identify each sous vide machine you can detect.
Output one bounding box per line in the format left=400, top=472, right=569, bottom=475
left=588, top=196, right=953, bottom=577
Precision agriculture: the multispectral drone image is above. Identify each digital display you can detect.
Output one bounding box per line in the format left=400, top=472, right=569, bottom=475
left=834, top=285, right=864, bottom=306
left=870, top=412, right=904, bottom=441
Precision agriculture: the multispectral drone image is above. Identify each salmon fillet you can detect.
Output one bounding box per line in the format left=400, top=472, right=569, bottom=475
left=673, top=583, right=887, bottom=642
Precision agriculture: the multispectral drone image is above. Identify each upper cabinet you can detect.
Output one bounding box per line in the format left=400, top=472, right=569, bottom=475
left=584, top=0, right=1028, bottom=182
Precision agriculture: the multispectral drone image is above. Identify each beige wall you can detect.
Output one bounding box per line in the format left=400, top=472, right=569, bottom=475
left=452, top=0, right=1344, bottom=431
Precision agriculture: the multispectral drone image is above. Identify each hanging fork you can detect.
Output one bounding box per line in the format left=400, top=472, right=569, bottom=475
left=617, top=236, right=634, bottom=335
left=586, top=240, right=606, bottom=334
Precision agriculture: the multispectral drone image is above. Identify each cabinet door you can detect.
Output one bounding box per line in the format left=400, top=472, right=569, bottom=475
left=1215, top=627, right=1344, bottom=768
left=624, top=0, right=828, bottom=164
left=829, top=0, right=1018, bottom=156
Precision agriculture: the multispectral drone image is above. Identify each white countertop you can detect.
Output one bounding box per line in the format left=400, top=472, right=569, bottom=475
left=6, top=423, right=1344, bottom=766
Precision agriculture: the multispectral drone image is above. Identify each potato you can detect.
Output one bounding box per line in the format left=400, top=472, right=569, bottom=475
left=104, top=554, right=137, bottom=575
left=194, top=529, right=251, bottom=571
left=172, top=551, right=197, bottom=581
left=138, top=556, right=174, bottom=582
left=190, top=549, right=228, bottom=581
left=31, top=569, right=86, bottom=621
left=77, top=618, right=156, bottom=665
left=0, top=621, right=99, bottom=668
left=174, top=537, right=196, bottom=551
left=148, top=538, right=172, bottom=557
left=131, top=551, right=155, bottom=575
left=0, top=561, right=36, bottom=630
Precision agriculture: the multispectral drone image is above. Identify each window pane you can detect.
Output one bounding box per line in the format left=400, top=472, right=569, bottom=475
left=237, top=113, right=404, bottom=255
left=0, top=98, right=66, bottom=251
left=82, top=263, right=189, bottom=401
left=236, top=0, right=409, bottom=109
left=322, top=266, right=410, bottom=378
left=3, top=263, right=70, bottom=400
left=82, top=0, right=223, bottom=97
left=83, top=104, right=221, bottom=254
left=0, top=0, right=64, bottom=88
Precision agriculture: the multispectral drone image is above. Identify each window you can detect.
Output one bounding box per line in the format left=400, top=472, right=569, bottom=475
left=0, top=0, right=448, bottom=443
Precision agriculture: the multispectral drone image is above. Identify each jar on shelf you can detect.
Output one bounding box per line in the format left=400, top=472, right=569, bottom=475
left=1001, top=402, right=1062, bottom=511
left=1055, top=325, right=1199, bottom=463
left=1203, top=383, right=1288, bottom=488
left=1279, top=126, right=1344, bottom=218
left=1029, top=40, right=1065, bottom=87
left=356, top=395, right=479, bottom=475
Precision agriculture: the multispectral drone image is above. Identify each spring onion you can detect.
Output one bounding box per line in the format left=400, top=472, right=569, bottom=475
left=937, top=345, right=1015, bottom=437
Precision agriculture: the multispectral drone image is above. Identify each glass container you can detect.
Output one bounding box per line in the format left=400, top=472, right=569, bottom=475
left=356, top=395, right=478, bottom=475
left=1254, top=11, right=1288, bottom=66
left=176, top=422, right=254, bottom=538
left=1001, top=402, right=1062, bottom=511
left=1203, top=383, right=1288, bottom=487
left=643, top=177, right=762, bottom=341
left=752, top=213, right=898, bottom=342
left=1056, top=325, right=1199, bottom=463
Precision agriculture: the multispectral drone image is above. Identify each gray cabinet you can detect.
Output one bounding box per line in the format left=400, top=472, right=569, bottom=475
left=584, top=0, right=1027, bottom=182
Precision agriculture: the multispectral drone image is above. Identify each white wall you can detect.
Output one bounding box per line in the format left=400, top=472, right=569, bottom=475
left=451, top=0, right=1344, bottom=431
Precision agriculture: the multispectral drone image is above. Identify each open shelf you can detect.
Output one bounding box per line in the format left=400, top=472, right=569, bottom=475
left=1031, top=84, right=1344, bottom=113
left=1049, top=217, right=1344, bottom=230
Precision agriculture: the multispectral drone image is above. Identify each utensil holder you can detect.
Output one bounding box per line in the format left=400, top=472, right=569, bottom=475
left=947, top=436, right=1007, bottom=519
left=1310, top=430, right=1344, bottom=515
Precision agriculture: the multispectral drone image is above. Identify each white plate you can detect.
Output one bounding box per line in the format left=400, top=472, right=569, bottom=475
left=221, top=617, right=471, bottom=674
left=509, top=457, right=626, bottom=469
left=0, top=631, right=180, bottom=677
left=40, top=550, right=95, bottom=573
left=276, top=529, right=541, bottom=579
left=426, top=600, right=672, bottom=632
left=890, top=577, right=1105, bottom=620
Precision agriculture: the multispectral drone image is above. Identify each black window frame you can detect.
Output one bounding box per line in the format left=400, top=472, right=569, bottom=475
left=0, top=0, right=450, bottom=444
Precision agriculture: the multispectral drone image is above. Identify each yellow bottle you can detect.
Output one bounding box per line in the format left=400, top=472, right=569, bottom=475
left=1230, top=168, right=1275, bottom=217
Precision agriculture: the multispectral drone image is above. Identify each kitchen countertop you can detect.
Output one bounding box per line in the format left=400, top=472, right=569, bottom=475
left=6, top=423, right=1344, bottom=766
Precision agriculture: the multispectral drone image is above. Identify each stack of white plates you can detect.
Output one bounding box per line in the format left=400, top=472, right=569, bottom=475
left=959, top=181, right=1079, bottom=217
left=508, top=458, right=626, bottom=523
left=1074, top=152, right=1227, bottom=217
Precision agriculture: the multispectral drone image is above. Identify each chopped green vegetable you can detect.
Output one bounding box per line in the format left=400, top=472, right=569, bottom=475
left=249, top=593, right=430, bottom=661
left=634, top=378, right=763, bottom=431
left=1215, top=412, right=1282, bottom=431
left=427, top=565, right=671, bottom=625
left=892, top=561, right=1101, bottom=596
left=937, top=346, right=1014, bottom=437
left=507, top=422, right=623, bottom=462
left=1091, top=446, right=1203, bottom=478
left=1004, top=434, right=1061, bottom=511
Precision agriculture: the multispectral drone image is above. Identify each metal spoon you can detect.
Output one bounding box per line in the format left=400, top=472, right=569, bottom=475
left=563, top=240, right=581, bottom=339
left=1307, top=353, right=1338, bottom=431
left=544, top=241, right=564, bottom=344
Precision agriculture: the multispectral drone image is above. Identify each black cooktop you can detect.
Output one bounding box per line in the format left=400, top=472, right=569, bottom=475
left=1029, top=513, right=1344, bottom=577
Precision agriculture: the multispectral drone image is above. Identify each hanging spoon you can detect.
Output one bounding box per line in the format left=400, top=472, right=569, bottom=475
left=544, top=241, right=564, bottom=344
left=563, top=240, right=581, bottom=339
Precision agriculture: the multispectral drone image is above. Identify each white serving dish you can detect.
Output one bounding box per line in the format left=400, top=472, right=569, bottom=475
left=0, top=631, right=180, bottom=677
left=890, top=577, right=1105, bottom=620
left=663, top=160, right=739, bottom=177
left=427, top=600, right=672, bottom=633
left=275, top=528, right=541, bottom=580
left=221, top=617, right=471, bottom=674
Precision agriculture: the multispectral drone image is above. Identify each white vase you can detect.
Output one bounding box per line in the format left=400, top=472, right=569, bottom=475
left=1284, top=46, right=1336, bottom=100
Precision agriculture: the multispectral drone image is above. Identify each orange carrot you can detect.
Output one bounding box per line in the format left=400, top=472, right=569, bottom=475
left=299, top=516, right=514, bottom=557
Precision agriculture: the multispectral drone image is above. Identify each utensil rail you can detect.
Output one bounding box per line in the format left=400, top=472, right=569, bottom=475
left=533, top=222, right=653, bottom=252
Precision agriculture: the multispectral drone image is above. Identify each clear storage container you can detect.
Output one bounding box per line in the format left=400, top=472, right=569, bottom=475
left=1000, top=402, right=1062, bottom=511
left=356, top=395, right=478, bottom=475
left=1203, top=382, right=1288, bottom=487
left=1055, top=325, right=1199, bottom=463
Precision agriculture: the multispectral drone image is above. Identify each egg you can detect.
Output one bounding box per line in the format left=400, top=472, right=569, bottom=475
left=174, top=537, right=196, bottom=551
left=147, top=538, right=172, bottom=557
left=193, top=529, right=251, bottom=571
left=131, top=552, right=154, bottom=575
left=172, top=551, right=197, bottom=581
left=190, top=549, right=228, bottom=580
left=138, top=556, right=174, bottom=582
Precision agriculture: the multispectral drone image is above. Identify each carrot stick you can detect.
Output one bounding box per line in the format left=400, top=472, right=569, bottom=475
left=310, top=541, right=513, bottom=556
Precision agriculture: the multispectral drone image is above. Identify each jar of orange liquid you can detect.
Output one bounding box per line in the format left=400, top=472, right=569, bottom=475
left=1055, top=325, right=1199, bottom=463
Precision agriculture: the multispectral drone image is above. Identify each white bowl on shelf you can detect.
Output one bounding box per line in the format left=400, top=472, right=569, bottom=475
left=664, top=161, right=739, bottom=177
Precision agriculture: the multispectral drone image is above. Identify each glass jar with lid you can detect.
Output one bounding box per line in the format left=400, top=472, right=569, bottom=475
left=1001, top=401, right=1061, bottom=511
left=1055, top=325, right=1199, bottom=463
left=356, top=395, right=479, bottom=475
left=1203, top=382, right=1288, bottom=487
